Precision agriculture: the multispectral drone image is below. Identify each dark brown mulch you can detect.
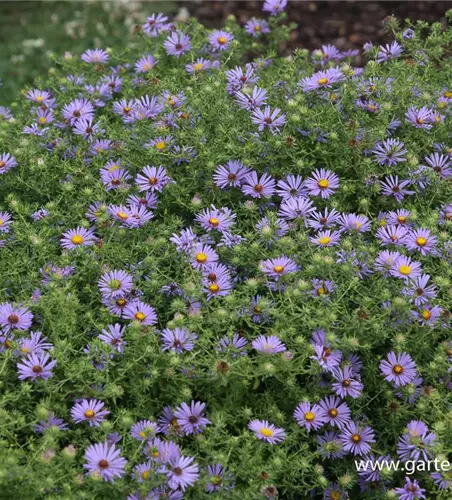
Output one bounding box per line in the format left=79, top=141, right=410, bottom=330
left=180, top=1, right=452, bottom=52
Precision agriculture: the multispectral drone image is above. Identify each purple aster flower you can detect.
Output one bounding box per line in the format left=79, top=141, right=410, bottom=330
left=213, top=160, right=250, bottom=189
left=422, top=152, right=452, bottom=178
left=387, top=209, right=413, bottom=227
left=304, top=168, right=339, bottom=198
left=203, top=275, right=232, bottom=299
left=245, top=18, right=270, bottom=37
left=311, top=279, right=335, bottom=298
left=312, top=44, right=341, bottom=64
left=98, top=324, right=126, bottom=353
left=256, top=216, right=289, bottom=246
left=81, top=49, right=109, bottom=63
left=0, top=153, right=18, bottom=174
left=373, top=138, right=407, bottom=166
left=83, top=442, right=127, bottom=482
left=381, top=175, right=415, bottom=203
left=125, top=95, right=164, bottom=122
left=397, top=421, right=436, bottom=463
left=405, top=228, right=437, bottom=255
left=338, top=213, right=371, bottom=233
left=241, top=171, right=276, bottom=198
left=299, top=67, right=345, bottom=92
left=405, top=106, right=435, bottom=130
left=332, top=365, right=363, bottom=398
left=72, top=118, right=100, bottom=141
left=278, top=197, right=315, bottom=220
left=158, top=406, right=184, bottom=437
left=71, top=398, right=110, bottom=427
left=318, top=396, right=351, bottom=429
left=112, top=98, right=134, bottom=119
left=174, top=401, right=211, bottom=435
left=394, top=477, right=426, bottom=500
left=142, top=13, right=168, bottom=35
left=259, top=256, right=298, bottom=279
left=26, top=89, right=52, bottom=104
left=218, top=333, right=248, bottom=356
left=164, top=455, right=199, bottom=491
left=209, top=30, right=234, bottom=51
left=251, top=106, right=286, bottom=134
left=190, top=244, right=218, bottom=269
left=293, top=402, right=327, bottom=431
left=376, top=225, right=409, bottom=246
left=248, top=420, right=286, bottom=444
left=252, top=335, right=286, bottom=354
left=310, top=230, right=342, bottom=247
left=62, top=98, right=95, bottom=124
left=430, top=471, right=452, bottom=491
left=340, top=421, right=375, bottom=455
left=145, top=135, right=174, bottom=152
left=186, top=58, right=213, bottom=74
left=127, top=192, right=158, bottom=210
left=412, top=304, right=443, bottom=327
left=100, top=166, right=131, bottom=191
left=164, top=32, right=191, bottom=58
left=0, top=211, right=12, bottom=233
left=195, top=206, right=235, bottom=233
left=0, top=106, right=13, bottom=120
left=263, top=0, right=287, bottom=15
left=133, top=461, right=152, bottom=483
left=276, top=174, right=306, bottom=200
left=307, top=208, right=341, bottom=231
left=61, top=227, right=97, bottom=249
left=131, top=420, right=159, bottom=441
left=317, top=431, right=345, bottom=458
left=98, top=270, right=133, bottom=298
left=170, top=228, right=198, bottom=253
left=235, top=87, right=268, bottom=110
left=390, top=256, right=422, bottom=280
left=136, top=165, right=171, bottom=192
left=205, top=464, right=235, bottom=493
left=160, top=328, right=197, bottom=353
left=0, top=303, right=32, bottom=332
left=34, top=412, right=68, bottom=434
left=123, top=301, right=157, bottom=325
left=402, top=274, right=437, bottom=306
left=17, top=352, right=56, bottom=381
left=380, top=352, right=417, bottom=387
left=31, top=208, right=49, bottom=221
left=135, top=54, right=158, bottom=73
left=324, top=484, right=347, bottom=500
left=225, top=65, right=259, bottom=93
left=16, top=331, right=52, bottom=356
left=377, top=41, right=403, bottom=62
left=311, top=343, right=342, bottom=372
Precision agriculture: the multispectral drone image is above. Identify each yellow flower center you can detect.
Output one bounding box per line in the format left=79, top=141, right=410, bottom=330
left=351, top=433, right=361, bottom=443
left=84, top=409, right=95, bottom=418
left=208, top=283, right=220, bottom=293
left=304, top=411, right=315, bottom=422
left=124, top=106, right=131, bottom=113
left=444, top=90, right=452, bottom=98
left=141, top=470, right=149, bottom=480
left=319, top=236, right=331, bottom=245
left=0, top=219, right=3, bottom=226
left=117, top=211, right=129, bottom=220
left=139, top=431, right=146, bottom=438
left=260, top=427, right=274, bottom=437
left=422, top=310, right=431, bottom=320
left=330, top=492, right=341, bottom=500
left=155, top=141, right=166, bottom=151
left=148, top=177, right=158, bottom=185
left=21, top=347, right=30, bottom=354
left=0, top=161, right=5, bottom=168
left=143, top=64, right=153, bottom=71
left=254, top=25, right=261, bottom=32
left=416, top=237, right=427, bottom=247
left=196, top=252, right=207, bottom=263
left=397, top=216, right=407, bottom=224
left=109, top=164, right=120, bottom=172
left=35, top=95, right=44, bottom=102
left=317, top=287, right=327, bottom=295
left=71, top=235, right=84, bottom=245
left=328, top=408, right=338, bottom=418
left=318, top=179, right=329, bottom=189
left=218, top=36, right=227, bottom=45
left=393, top=364, right=404, bottom=374
left=193, top=63, right=204, bottom=71
left=209, top=217, right=220, bottom=226
left=135, top=312, right=146, bottom=321
left=273, top=265, right=285, bottom=273
left=318, top=78, right=329, bottom=85
left=399, top=265, right=411, bottom=276
left=39, top=117, right=47, bottom=124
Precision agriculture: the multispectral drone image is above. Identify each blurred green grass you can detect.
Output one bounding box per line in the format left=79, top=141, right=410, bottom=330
left=0, top=1, right=177, bottom=105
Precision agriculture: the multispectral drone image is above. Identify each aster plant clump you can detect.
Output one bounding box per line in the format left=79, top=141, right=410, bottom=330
left=2, top=3, right=452, bottom=499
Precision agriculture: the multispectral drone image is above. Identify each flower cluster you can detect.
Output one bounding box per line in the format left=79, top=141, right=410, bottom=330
left=2, top=3, right=452, bottom=499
